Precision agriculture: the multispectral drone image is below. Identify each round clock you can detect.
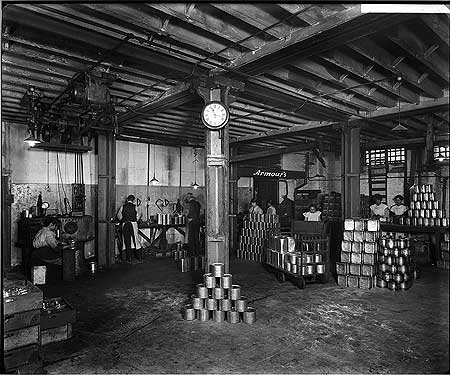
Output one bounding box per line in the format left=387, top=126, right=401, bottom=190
left=201, top=101, right=230, bottom=130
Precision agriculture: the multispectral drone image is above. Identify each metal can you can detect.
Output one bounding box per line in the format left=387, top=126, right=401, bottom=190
left=316, top=264, right=325, bottom=274
left=236, top=297, right=248, bottom=312
left=197, top=284, right=208, bottom=299
left=210, top=263, right=224, bottom=277
left=285, top=262, right=292, bottom=272
left=222, top=274, right=232, bottom=289
left=192, top=296, right=203, bottom=309
left=228, top=308, right=240, bottom=324
left=314, top=254, right=323, bottom=263
left=184, top=304, right=196, bottom=321
left=220, top=299, right=232, bottom=311
left=198, top=309, right=209, bottom=322
left=206, top=298, right=216, bottom=311
left=306, top=265, right=314, bottom=275
left=213, top=310, right=225, bottom=323
left=204, top=273, right=215, bottom=289
left=291, top=264, right=298, bottom=274
left=214, top=287, right=224, bottom=300
left=243, top=307, right=256, bottom=324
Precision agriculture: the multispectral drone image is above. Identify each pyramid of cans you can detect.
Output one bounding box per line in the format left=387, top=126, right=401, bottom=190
left=437, top=232, right=449, bottom=270
left=237, top=214, right=280, bottom=262
left=265, top=235, right=327, bottom=276
left=401, top=184, right=449, bottom=227
left=337, top=219, right=380, bottom=289
left=376, top=233, right=416, bottom=290
left=183, top=263, right=256, bottom=324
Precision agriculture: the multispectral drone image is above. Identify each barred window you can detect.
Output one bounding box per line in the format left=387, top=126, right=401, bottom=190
left=387, top=148, right=405, bottom=164
left=365, top=149, right=386, bottom=166
left=434, top=145, right=450, bottom=161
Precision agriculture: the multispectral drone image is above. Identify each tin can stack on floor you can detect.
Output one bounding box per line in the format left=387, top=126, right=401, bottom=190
left=376, top=233, right=416, bottom=290
left=237, top=214, right=280, bottom=262
left=401, top=184, right=449, bottom=227
left=336, top=219, right=380, bottom=289
left=183, top=263, right=256, bottom=324
left=173, top=242, right=205, bottom=272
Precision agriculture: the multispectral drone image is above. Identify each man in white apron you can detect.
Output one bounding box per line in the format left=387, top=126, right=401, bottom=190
left=116, top=195, right=142, bottom=262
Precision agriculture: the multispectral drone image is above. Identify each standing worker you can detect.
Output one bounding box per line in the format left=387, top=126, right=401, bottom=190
left=249, top=198, right=263, bottom=215
left=266, top=199, right=277, bottom=215
left=370, top=194, right=390, bottom=221
left=116, top=195, right=143, bottom=263
left=185, top=193, right=201, bottom=256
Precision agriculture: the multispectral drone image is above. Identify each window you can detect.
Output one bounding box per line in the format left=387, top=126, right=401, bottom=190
left=434, top=145, right=450, bottom=161
left=365, top=147, right=405, bottom=166
left=365, top=149, right=386, bottom=166
left=387, top=148, right=406, bottom=164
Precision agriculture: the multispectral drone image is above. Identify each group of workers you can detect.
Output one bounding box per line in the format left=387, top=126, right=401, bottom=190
left=370, top=194, right=408, bottom=221
left=249, top=197, right=322, bottom=221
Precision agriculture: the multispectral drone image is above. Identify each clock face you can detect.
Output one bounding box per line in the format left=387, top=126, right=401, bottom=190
left=201, top=101, right=229, bottom=129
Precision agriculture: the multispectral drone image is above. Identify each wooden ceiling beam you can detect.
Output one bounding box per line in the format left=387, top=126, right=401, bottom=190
left=292, top=58, right=397, bottom=108
left=146, top=3, right=261, bottom=51
left=230, top=102, right=308, bottom=125
left=358, top=96, right=450, bottom=121
left=118, top=82, right=198, bottom=126
left=420, top=14, right=449, bottom=47
left=117, top=129, right=203, bottom=147
left=386, top=25, right=449, bottom=83
left=347, top=38, right=443, bottom=99
left=216, top=6, right=410, bottom=76
left=230, top=121, right=336, bottom=144
left=231, top=142, right=318, bottom=163
left=79, top=3, right=241, bottom=60
left=276, top=4, right=322, bottom=25
left=268, top=67, right=377, bottom=111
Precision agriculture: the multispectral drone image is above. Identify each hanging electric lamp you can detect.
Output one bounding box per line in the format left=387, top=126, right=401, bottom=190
left=392, top=76, right=408, bottom=132
left=150, top=144, right=159, bottom=184
left=192, top=148, right=199, bottom=189
left=23, top=127, right=41, bottom=147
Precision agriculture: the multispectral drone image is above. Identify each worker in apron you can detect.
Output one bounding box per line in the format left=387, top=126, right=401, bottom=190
left=116, top=195, right=143, bottom=262
left=185, top=194, right=201, bottom=256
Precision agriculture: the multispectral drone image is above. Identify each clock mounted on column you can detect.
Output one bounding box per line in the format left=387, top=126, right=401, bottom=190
left=201, top=101, right=230, bottom=130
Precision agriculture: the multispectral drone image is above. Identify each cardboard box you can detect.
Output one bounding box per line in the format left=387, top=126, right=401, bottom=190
left=364, top=243, right=377, bottom=254
left=349, top=263, right=361, bottom=276
left=347, top=275, right=359, bottom=288
left=341, top=251, right=351, bottom=263
left=354, top=220, right=366, bottom=231
left=341, top=241, right=352, bottom=252
left=351, top=242, right=362, bottom=253
left=344, top=219, right=355, bottom=231
left=365, top=231, right=379, bottom=243
left=337, top=275, right=347, bottom=287
left=351, top=253, right=362, bottom=264
left=336, top=262, right=348, bottom=275
left=343, top=231, right=354, bottom=241
left=359, top=276, right=373, bottom=289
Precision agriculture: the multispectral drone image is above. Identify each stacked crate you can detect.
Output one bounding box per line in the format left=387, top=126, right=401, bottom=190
left=376, top=234, right=416, bottom=290
left=183, top=263, right=256, bottom=324
left=437, top=232, right=450, bottom=270
left=320, top=192, right=342, bottom=220
left=402, top=184, right=449, bottom=227
left=3, top=279, right=43, bottom=373
left=237, top=214, right=280, bottom=262
left=336, top=219, right=380, bottom=289
left=41, top=297, right=76, bottom=346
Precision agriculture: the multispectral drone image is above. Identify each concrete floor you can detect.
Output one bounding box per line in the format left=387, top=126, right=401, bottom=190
left=40, top=257, right=449, bottom=374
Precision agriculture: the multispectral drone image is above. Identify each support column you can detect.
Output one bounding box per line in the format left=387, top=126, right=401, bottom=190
left=230, top=146, right=239, bottom=258
left=342, top=123, right=361, bottom=218
left=425, top=121, right=434, bottom=165
left=204, top=88, right=230, bottom=272
left=96, top=133, right=116, bottom=268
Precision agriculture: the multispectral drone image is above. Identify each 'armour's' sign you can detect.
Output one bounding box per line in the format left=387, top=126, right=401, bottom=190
left=253, top=169, right=287, bottom=178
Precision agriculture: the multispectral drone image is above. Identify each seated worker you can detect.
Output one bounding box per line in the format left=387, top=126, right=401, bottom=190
left=390, top=194, right=408, bottom=223
left=31, top=217, right=67, bottom=281
left=266, top=199, right=277, bottom=215
left=370, top=194, right=390, bottom=221
left=249, top=198, right=263, bottom=215
left=303, top=204, right=322, bottom=221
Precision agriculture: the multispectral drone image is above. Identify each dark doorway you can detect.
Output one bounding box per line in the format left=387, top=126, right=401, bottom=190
left=254, top=177, right=279, bottom=212
left=2, top=175, right=12, bottom=269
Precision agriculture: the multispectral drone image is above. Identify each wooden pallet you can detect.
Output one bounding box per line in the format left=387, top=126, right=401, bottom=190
left=41, top=323, right=73, bottom=346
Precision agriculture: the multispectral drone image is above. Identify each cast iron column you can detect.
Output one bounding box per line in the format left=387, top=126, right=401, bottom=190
left=204, top=88, right=230, bottom=272
left=342, top=122, right=361, bottom=218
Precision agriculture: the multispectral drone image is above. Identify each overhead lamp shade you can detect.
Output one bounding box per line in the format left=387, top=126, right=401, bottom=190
left=192, top=182, right=199, bottom=189
left=392, top=123, right=408, bottom=132
left=150, top=175, right=159, bottom=184
left=24, top=134, right=41, bottom=147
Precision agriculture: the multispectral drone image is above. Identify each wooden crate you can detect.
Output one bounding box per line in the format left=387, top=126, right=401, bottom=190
left=4, top=325, right=40, bottom=351
left=3, top=344, right=40, bottom=371
left=41, top=297, right=76, bottom=330
left=41, top=323, right=73, bottom=346
left=3, top=279, right=43, bottom=316
left=4, top=309, right=41, bottom=333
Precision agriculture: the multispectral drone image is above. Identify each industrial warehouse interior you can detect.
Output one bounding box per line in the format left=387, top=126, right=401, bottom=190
left=0, top=2, right=449, bottom=374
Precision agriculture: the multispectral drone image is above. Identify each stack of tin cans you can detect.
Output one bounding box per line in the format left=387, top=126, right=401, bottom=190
left=376, top=233, right=415, bottom=290
left=183, top=263, right=256, bottom=324
left=173, top=243, right=205, bottom=272
left=265, top=235, right=327, bottom=276
left=401, top=184, right=449, bottom=227
left=336, top=219, right=380, bottom=289
left=237, top=214, right=280, bottom=262
left=437, top=232, right=449, bottom=270
left=157, top=213, right=186, bottom=226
